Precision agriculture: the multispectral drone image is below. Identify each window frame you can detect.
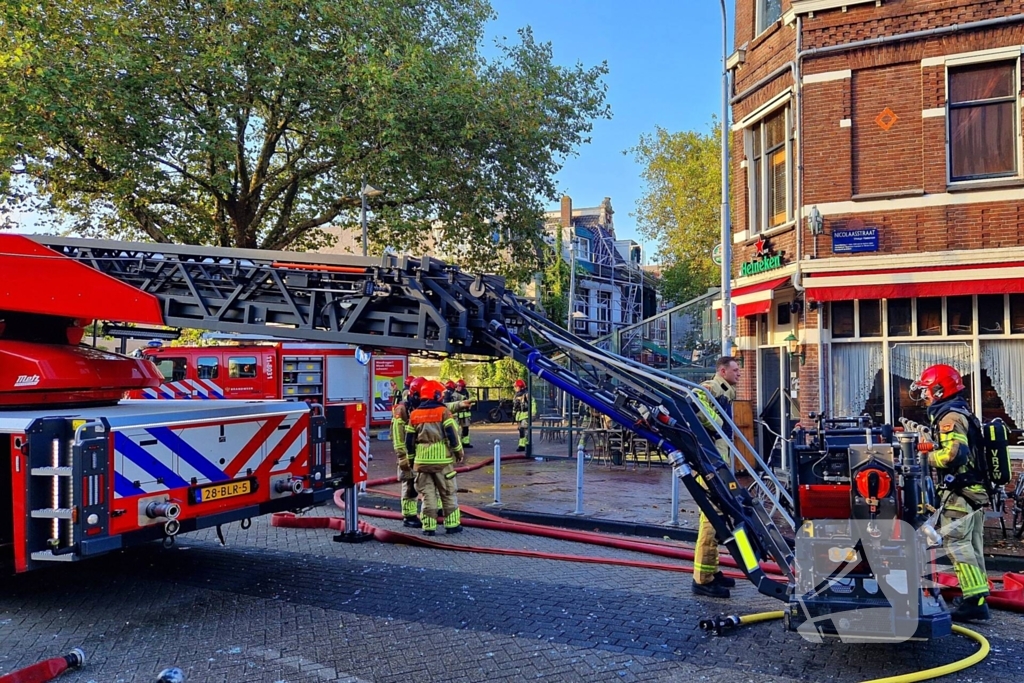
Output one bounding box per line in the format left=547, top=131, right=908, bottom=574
left=745, top=105, right=793, bottom=235
left=154, top=356, right=188, bottom=382
left=575, top=236, right=592, bottom=262
left=945, top=56, right=1021, bottom=185
left=228, top=356, right=259, bottom=379
left=756, top=0, right=783, bottom=36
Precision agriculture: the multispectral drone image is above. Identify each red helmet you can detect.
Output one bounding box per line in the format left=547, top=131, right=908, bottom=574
left=408, top=377, right=426, bottom=397
left=514, top=378, right=527, bottom=390
left=445, top=380, right=456, bottom=390
left=910, top=364, right=964, bottom=403
left=456, top=379, right=466, bottom=389
left=420, top=380, right=446, bottom=402
left=405, top=375, right=415, bottom=387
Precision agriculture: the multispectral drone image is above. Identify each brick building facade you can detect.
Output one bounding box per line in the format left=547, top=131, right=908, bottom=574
left=725, top=0, right=1024, bottom=455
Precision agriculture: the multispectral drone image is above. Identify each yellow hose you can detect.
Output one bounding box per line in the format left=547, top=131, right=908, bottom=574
left=733, top=612, right=989, bottom=683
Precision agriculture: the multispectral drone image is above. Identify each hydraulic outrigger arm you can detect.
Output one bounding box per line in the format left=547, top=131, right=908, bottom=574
left=13, top=235, right=795, bottom=599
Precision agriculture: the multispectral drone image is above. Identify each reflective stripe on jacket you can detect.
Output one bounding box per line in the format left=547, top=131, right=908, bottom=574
left=405, top=403, right=462, bottom=466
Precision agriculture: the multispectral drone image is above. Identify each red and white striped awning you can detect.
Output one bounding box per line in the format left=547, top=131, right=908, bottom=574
left=804, top=262, right=1024, bottom=302
left=713, top=276, right=790, bottom=318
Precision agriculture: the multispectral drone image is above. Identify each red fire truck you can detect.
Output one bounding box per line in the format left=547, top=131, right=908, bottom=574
left=0, top=235, right=369, bottom=573
left=130, top=343, right=407, bottom=426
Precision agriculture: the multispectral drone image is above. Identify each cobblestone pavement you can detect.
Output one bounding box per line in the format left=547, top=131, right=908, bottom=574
left=3, top=502, right=1023, bottom=683
left=3, top=423, right=1023, bottom=682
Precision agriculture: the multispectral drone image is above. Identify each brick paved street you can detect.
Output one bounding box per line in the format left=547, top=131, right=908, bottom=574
left=3, top=499, right=1023, bottom=683
left=3, top=423, right=1023, bottom=682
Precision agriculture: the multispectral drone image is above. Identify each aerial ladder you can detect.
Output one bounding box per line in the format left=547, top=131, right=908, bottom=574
left=0, top=235, right=951, bottom=641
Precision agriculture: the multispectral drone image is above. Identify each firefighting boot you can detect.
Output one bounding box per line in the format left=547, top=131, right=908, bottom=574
left=711, top=571, right=736, bottom=588
left=951, top=595, right=990, bottom=622
left=445, top=525, right=463, bottom=534
left=691, top=580, right=730, bottom=599
left=403, top=516, right=422, bottom=528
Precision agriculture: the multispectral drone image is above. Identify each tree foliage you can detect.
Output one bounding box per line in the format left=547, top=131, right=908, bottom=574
left=539, top=227, right=571, bottom=327
left=0, top=1, right=609, bottom=281
left=631, top=120, right=722, bottom=305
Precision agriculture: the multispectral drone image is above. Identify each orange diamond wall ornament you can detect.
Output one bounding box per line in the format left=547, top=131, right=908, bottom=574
left=875, top=107, right=899, bottom=131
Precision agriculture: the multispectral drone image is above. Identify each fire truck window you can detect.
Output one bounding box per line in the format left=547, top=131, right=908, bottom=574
left=155, top=358, right=187, bottom=382
left=197, top=357, right=219, bottom=379
left=229, top=356, right=258, bottom=379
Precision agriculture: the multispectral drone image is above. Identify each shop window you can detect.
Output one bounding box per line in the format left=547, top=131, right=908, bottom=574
left=916, top=297, right=942, bottom=336
left=978, top=294, right=1005, bottom=334
left=859, top=299, right=882, bottom=337
left=948, top=60, right=1018, bottom=182
left=757, top=313, right=768, bottom=346
left=776, top=302, right=791, bottom=327
left=154, top=357, right=187, bottom=382
left=831, top=301, right=855, bottom=338
left=197, top=356, right=219, bottom=380
left=229, top=356, right=258, bottom=379
left=892, top=371, right=973, bottom=427
left=946, top=296, right=973, bottom=335
left=887, top=299, right=912, bottom=336
left=1011, top=294, right=1024, bottom=333
left=979, top=369, right=1021, bottom=444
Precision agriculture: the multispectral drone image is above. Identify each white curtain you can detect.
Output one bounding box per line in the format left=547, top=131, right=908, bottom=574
left=889, top=343, right=973, bottom=381
left=832, top=343, right=882, bottom=418
left=981, top=340, right=1024, bottom=428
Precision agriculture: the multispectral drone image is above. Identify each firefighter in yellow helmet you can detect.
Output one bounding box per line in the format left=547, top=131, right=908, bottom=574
left=392, top=377, right=426, bottom=527
left=691, top=356, right=741, bottom=599
left=911, top=364, right=990, bottom=622
left=405, top=379, right=464, bottom=535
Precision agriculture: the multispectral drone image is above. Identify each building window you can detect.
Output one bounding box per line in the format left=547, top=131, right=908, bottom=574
left=748, top=107, right=791, bottom=233
left=916, top=297, right=942, bottom=336
left=888, top=299, right=912, bottom=336
left=776, top=301, right=791, bottom=327
left=859, top=299, right=882, bottom=338
left=757, top=0, right=782, bottom=35
left=946, top=296, right=973, bottom=335
left=575, top=237, right=591, bottom=262
left=574, top=288, right=589, bottom=333
left=831, top=301, right=855, bottom=338
left=596, top=290, right=612, bottom=334
left=1011, top=294, right=1024, bottom=333
left=948, top=60, right=1018, bottom=182
left=978, top=294, right=1005, bottom=334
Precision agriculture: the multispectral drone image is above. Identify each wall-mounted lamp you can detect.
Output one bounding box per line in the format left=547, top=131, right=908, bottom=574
left=784, top=332, right=806, bottom=366
left=807, top=206, right=824, bottom=236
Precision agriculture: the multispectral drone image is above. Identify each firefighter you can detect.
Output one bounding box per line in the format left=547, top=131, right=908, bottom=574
left=392, top=377, right=425, bottom=527
left=405, top=379, right=464, bottom=536
left=443, top=379, right=457, bottom=403
left=911, top=364, right=990, bottom=622
left=400, top=375, right=415, bottom=404
left=691, top=356, right=742, bottom=599
left=454, top=378, right=473, bottom=449
left=513, top=378, right=531, bottom=452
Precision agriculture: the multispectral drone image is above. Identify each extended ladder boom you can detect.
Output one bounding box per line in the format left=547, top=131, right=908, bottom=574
left=6, top=235, right=794, bottom=599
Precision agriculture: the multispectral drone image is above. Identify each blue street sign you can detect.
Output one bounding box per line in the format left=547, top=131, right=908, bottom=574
left=832, top=227, right=879, bottom=254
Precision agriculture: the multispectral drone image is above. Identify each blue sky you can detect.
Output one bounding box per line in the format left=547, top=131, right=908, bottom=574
left=485, top=0, right=730, bottom=253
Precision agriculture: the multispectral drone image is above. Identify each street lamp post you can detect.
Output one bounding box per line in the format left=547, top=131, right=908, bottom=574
left=719, top=0, right=733, bottom=356
left=359, top=178, right=384, bottom=257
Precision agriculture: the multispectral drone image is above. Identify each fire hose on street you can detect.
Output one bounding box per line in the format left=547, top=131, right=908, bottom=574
left=269, top=456, right=1001, bottom=683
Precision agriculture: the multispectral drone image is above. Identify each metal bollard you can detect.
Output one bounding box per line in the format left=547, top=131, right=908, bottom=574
left=573, top=440, right=585, bottom=515
left=669, top=472, right=680, bottom=526
left=490, top=439, right=502, bottom=506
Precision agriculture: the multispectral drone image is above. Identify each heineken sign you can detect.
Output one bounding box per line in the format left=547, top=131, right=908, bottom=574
left=740, top=237, right=784, bottom=277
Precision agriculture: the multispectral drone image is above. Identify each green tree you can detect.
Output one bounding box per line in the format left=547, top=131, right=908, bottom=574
left=631, top=119, right=722, bottom=305
left=539, top=228, right=571, bottom=327
left=439, top=357, right=466, bottom=382
left=0, top=1, right=609, bottom=282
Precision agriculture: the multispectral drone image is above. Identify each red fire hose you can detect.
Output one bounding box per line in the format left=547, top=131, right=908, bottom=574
left=0, top=650, right=84, bottom=683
